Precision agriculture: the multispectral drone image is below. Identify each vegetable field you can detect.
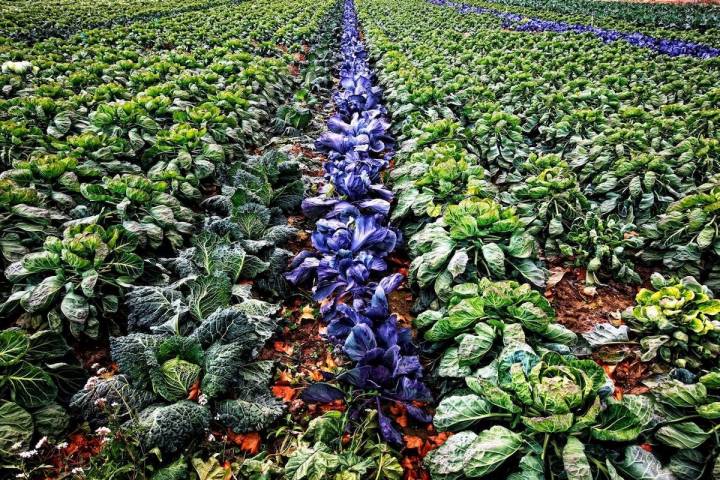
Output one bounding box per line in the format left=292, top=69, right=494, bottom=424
left=1, top=0, right=720, bottom=477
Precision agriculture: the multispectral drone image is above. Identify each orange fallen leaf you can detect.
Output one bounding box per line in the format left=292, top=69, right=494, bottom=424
left=187, top=379, right=201, bottom=401
left=396, top=413, right=409, bottom=428
left=404, top=435, right=424, bottom=450
left=428, top=431, right=452, bottom=447
left=227, top=431, right=261, bottom=454
left=309, top=369, right=324, bottom=381
left=272, top=385, right=296, bottom=402
left=319, top=399, right=346, bottom=413
left=389, top=402, right=404, bottom=416
left=277, top=370, right=293, bottom=385
left=274, top=341, right=294, bottom=355
left=324, top=352, right=337, bottom=369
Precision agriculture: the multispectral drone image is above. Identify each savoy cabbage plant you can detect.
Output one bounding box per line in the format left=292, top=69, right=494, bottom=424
left=70, top=302, right=283, bottom=454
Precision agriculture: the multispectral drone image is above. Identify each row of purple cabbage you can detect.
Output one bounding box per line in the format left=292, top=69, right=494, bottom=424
left=285, top=0, right=431, bottom=444
left=429, top=0, right=720, bottom=58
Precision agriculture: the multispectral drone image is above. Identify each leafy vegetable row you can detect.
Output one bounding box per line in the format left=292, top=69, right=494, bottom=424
left=0, top=0, right=240, bottom=44
left=286, top=0, right=431, bottom=447
left=480, top=0, right=720, bottom=32
left=430, top=0, right=720, bottom=58
left=467, top=0, right=720, bottom=48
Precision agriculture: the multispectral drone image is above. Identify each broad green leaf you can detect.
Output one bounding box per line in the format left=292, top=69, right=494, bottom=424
left=614, top=446, right=675, bottom=480
left=655, top=380, right=707, bottom=408
left=437, top=347, right=472, bottom=379
left=656, top=421, right=710, bottom=449
left=284, top=443, right=340, bottom=480
left=0, top=329, right=29, bottom=367
left=21, top=251, right=60, bottom=273
left=0, top=402, right=33, bottom=456
left=447, top=297, right=485, bottom=330
left=508, top=452, right=543, bottom=480
left=188, top=275, right=232, bottom=321
left=522, top=413, right=574, bottom=433
left=447, top=248, right=469, bottom=279
left=482, top=242, right=505, bottom=277
left=61, top=291, right=90, bottom=325
left=463, top=425, right=523, bottom=478
left=26, top=330, right=70, bottom=361
left=669, top=449, right=705, bottom=480
left=424, top=431, right=478, bottom=477
left=465, top=377, right=520, bottom=413
left=4, top=361, right=57, bottom=408
left=512, top=258, right=546, bottom=287
left=591, top=396, right=651, bottom=442
left=434, top=394, right=491, bottom=431
left=562, top=437, right=591, bottom=480
left=457, top=330, right=494, bottom=367
left=23, top=275, right=64, bottom=313
left=507, top=233, right=533, bottom=258
left=33, top=403, right=70, bottom=438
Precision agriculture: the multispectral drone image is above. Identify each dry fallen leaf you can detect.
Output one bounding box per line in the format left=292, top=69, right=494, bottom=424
left=546, top=267, right=567, bottom=289
left=404, top=435, right=424, bottom=450
left=273, top=341, right=294, bottom=355
left=299, top=305, right=314, bottom=320
left=277, top=370, right=293, bottom=385
left=271, top=385, right=296, bottom=402
left=227, top=431, right=261, bottom=454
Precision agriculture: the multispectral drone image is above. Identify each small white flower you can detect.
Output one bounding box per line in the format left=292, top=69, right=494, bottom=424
left=18, top=449, right=37, bottom=459
left=111, top=402, right=120, bottom=408
left=34, top=436, right=47, bottom=449
left=93, top=397, right=107, bottom=408
left=95, top=427, right=112, bottom=437
left=90, top=363, right=100, bottom=370
left=71, top=467, right=84, bottom=474
left=96, top=367, right=108, bottom=375
left=56, top=442, right=68, bottom=450
left=197, top=393, right=208, bottom=406
left=84, top=376, right=99, bottom=391
left=207, top=433, right=216, bottom=442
